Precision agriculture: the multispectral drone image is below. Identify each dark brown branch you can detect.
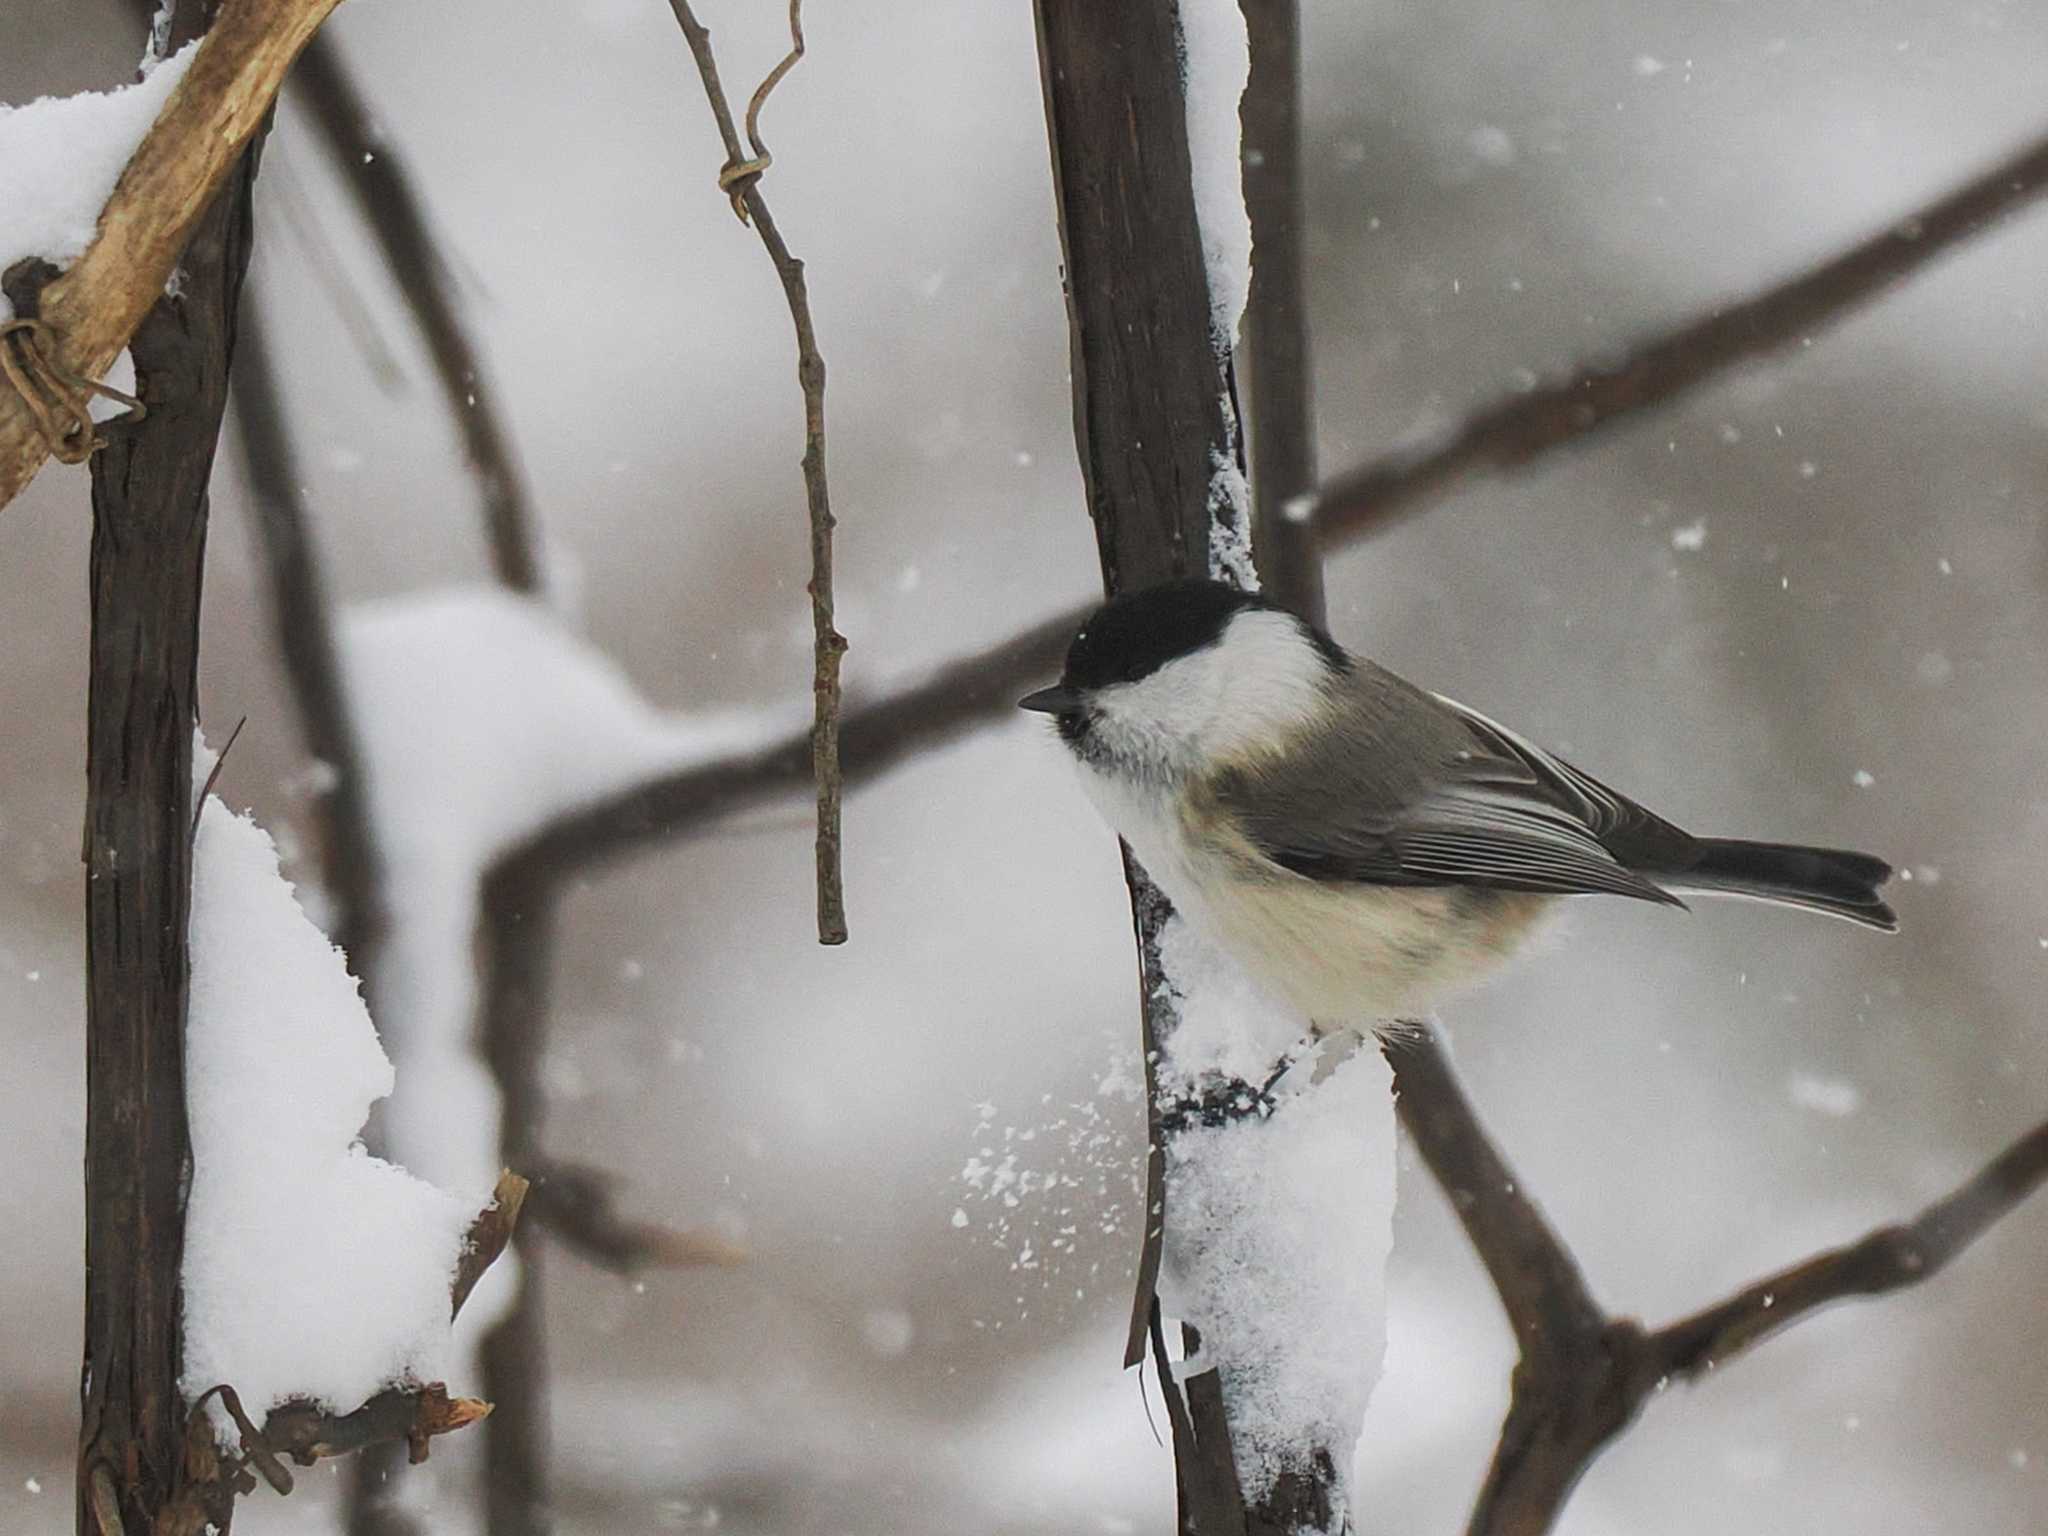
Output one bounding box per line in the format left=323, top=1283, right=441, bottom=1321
left=74, top=20, right=264, bottom=1523
left=1033, top=0, right=1317, bottom=1527
left=287, top=36, right=544, bottom=594
left=1239, top=0, right=1323, bottom=623
left=261, top=1385, right=491, bottom=1470
left=1311, top=126, right=2048, bottom=549
left=503, top=608, right=1076, bottom=882
left=475, top=869, right=556, bottom=1536
left=1647, top=1117, right=2048, bottom=1382
left=479, top=127, right=2048, bottom=893
left=665, top=0, right=848, bottom=945
left=1386, top=1028, right=2048, bottom=1536
left=525, top=1161, right=746, bottom=1274
left=231, top=306, right=388, bottom=974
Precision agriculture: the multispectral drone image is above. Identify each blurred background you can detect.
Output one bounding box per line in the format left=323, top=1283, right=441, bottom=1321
left=5, top=0, right=2047, bottom=1531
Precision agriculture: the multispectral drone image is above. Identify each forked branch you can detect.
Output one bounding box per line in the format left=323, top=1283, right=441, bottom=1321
left=1385, top=1029, right=2048, bottom=1536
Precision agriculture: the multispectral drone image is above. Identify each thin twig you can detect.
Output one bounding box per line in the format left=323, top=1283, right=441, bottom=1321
left=665, top=0, right=847, bottom=945
left=525, top=1160, right=747, bottom=1274
left=260, top=1385, right=492, bottom=1469
left=230, top=301, right=390, bottom=973
left=1310, top=126, right=2048, bottom=548
left=286, top=36, right=546, bottom=594
left=1386, top=1028, right=2048, bottom=1536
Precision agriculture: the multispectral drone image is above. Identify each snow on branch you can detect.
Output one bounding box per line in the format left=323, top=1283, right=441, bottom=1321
left=0, top=0, right=344, bottom=511
left=339, top=586, right=787, bottom=1196
left=183, top=771, right=503, bottom=1432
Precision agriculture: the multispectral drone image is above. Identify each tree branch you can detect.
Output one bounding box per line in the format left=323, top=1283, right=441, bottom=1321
left=664, top=0, right=847, bottom=944
left=1647, top=1117, right=2048, bottom=1382
left=1310, top=126, right=2048, bottom=548
left=230, top=304, right=389, bottom=976
left=0, top=0, right=340, bottom=515
left=1240, top=0, right=1323, bottom=622
left=475, top=126, right=2048, bottom=899
left=1386, top=1028, right=2048, bottom=1536
left=285, top=37, right=545, bottom=594
left=74, top=11, right=265, bottom=1518
left=524, top=1160, right=746, bottom=1274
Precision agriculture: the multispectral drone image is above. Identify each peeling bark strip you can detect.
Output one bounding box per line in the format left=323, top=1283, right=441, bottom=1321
left=76, top=76, right=263, bottom=1536
left=0, top=0, right=344, bottom=514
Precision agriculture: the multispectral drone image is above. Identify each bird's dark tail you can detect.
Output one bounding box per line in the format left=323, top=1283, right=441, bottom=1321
left=1664, top=838, right=1897, bottom=931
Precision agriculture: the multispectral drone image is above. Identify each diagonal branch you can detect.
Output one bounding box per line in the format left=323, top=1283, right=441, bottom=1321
left=481, top=123, right=2048, bottom=897
left=1310, top=126, right=2048, bottom=548
left=1647, top=1117, right=2048, bottom=1382
left=664, top=0, right=847, bottom=945
left=286, top=37, right=545, bottom=594
left=0, top=0, right=342, bottom=514
left=524, top=1160, right=746, bottom=1274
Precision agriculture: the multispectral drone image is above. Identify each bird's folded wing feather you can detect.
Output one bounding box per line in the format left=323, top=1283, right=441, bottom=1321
left=1218, top=689, right=1690, bottom=904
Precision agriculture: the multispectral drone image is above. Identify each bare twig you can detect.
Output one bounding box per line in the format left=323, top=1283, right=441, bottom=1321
left=260, top=1385, right=492, bottom=1469
left=525, top=1161, right=746, bottom=1274
left=665, top=0, right=847, bottom=945
left=1310, top=126, right=2048, bottom=549
left=286, top=37, right=545, bottom=593
left=1385, top=1028, right=2048, bottom=1536
left=0, top=0, right=343, bottom=514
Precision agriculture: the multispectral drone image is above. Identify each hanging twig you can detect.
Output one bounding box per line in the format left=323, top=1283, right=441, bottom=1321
left=664, top=0, right=847, bottom=945
left=0, top=0, right=345, bottom=514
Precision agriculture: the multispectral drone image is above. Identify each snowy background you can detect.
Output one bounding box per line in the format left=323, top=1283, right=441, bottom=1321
left=6, top=0, right=2048, bottom=1532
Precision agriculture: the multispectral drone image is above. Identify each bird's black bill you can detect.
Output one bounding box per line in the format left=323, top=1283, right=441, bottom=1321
left=1018, top=685, right=1081, bottom=715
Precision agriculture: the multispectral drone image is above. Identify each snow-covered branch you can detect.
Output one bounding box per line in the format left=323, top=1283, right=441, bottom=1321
left=0, top=0, right=342, bottom=513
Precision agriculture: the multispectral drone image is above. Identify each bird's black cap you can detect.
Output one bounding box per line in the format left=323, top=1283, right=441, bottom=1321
left=1016, top=579, right=1345, bottom=719
left=1060, top=579, right=1266, bottom=692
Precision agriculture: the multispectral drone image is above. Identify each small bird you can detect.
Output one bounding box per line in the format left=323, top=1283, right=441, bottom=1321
left=1021, top=579, right=1895, bottom=1030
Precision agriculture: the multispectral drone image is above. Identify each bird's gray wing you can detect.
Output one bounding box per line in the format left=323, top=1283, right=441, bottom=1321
left=1214, top=684, right=1689, bottom=905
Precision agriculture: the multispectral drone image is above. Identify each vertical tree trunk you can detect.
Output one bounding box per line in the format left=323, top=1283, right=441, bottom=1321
left=73, top=95, right=263, bottom=1536
left=1034, top=3, right=1341, bottom=1530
